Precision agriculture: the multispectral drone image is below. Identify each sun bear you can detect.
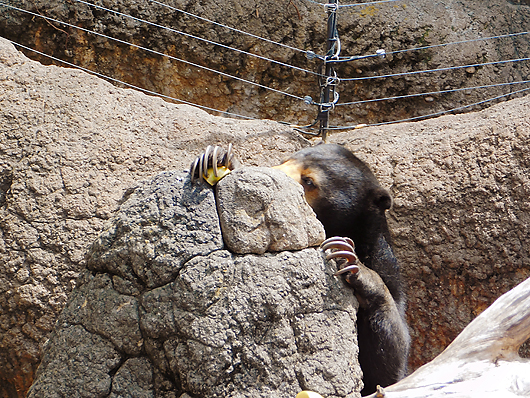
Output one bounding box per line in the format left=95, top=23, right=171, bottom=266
left=191, top=143, right=410, bottom=396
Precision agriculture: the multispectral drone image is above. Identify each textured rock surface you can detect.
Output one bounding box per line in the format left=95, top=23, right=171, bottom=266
left=0, top=37, right=308, bottom=398
left=87, top=171, right=224, bottom=288
left=216, top=167, right=325, bottom=254
left=1, top=0, right=530, bottom=126
left=2, top=36, right=530, bottom=397
left=27, top=170, right=362, bottom=398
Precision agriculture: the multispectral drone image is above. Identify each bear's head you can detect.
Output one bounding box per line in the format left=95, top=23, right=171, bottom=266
left=273, top=144, right=392, bottom=250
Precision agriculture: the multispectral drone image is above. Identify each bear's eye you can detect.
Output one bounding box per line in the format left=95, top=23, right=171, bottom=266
left=301, top=175, right=315, bottom=189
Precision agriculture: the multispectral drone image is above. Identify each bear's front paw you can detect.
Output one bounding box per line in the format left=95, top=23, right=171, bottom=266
left=190, top=144, right=236, bottom=185
left=320, top=236, right=360, bottom=275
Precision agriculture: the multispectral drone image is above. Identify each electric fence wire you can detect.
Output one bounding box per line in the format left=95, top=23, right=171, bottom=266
left=1, top=2, right=308, bottom=102
left=7, top=37, right=325, bottom=130
left=6, top=37, right=530, bottom=132
left=147, top=0, right=307, bottom=55
left=102, top=1, right=530, bottom=106
left=7, top=39, right=261, bottom=121
left=341, top=56, right=530, bottom=81
left=11, top=0, right=529, bottom=83
left=338, top=0, right=401, bottom=7
left=71, top=0, right=319, bottom=76
left=1, top=2, right=530, bottom=130
left=336, top=78, right=530, bottom=106
left=115, top=0, right=530, bottom=70
left=322, top=84, right=530, bottom=130
left=337, top=31, right=530, bottom=62
left=301, top=0, right=401, bottom=8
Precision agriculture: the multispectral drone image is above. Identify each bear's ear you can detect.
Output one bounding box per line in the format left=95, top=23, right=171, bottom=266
left=373, top=188, right=392, bottom=210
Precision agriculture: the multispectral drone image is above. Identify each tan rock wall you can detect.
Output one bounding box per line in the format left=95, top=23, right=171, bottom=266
left=0, top=38, right=306, bottom=397
left=327, top=104, right=530, bottom=367
left=1, top=37, right=529, bottom=396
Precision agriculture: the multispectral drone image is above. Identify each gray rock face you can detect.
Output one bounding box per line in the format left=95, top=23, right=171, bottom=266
left=0, top=37, right=308, bottom=397
left=87, top=171, right=224, bottom=288
left=217, top=167, right=326, bottom=254
left=27, top=170, right=362, bottom=398
left=32, top=324, right=122, bottom=398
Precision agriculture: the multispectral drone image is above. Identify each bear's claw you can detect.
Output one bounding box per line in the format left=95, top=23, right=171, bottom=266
left=190, top=144, right=234, bottom=185
left=320, top=236, right=360, bottom=275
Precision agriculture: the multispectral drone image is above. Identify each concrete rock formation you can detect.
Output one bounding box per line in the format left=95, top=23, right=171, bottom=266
left=0, top=37, right=308, bottom=397
left=27, top=170, right=362, bottom=398
left=1, top=36, right=530, bottom=397
left=217, top=167, right=326, bottom=254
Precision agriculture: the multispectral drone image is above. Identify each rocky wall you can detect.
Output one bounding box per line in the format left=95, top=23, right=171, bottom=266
left=1, top=0, right=530, bottom=126
left=27, top=169, right=361, bottom=398
left=1, top=37, right=530, bottom=397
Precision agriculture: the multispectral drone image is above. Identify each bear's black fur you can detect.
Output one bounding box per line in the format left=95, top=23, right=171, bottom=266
left=274, top=144, right=410, bottom=395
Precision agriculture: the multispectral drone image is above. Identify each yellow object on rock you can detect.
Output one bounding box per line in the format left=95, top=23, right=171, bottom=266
left=204, top=166, right=231, bottom=186
left=295, top=391, right=325, bottom=398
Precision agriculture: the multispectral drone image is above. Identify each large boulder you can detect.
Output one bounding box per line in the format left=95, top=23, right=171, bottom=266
left=0, top=37, right=308, bottom=398
left=1, top=0, right=530, bottom=125
left=27, top=169, right=361, bottom=398
left=217, top=167, right=325, bottom=254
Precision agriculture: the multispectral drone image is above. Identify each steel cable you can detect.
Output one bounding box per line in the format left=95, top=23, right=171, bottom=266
left=71, top=0, right=319, bottom=76
left=1, top=3, right=308, bottom=102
